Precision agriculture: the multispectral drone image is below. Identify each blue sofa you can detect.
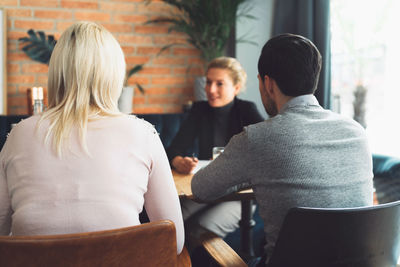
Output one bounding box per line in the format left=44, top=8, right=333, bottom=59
left=372, top=154, right=400, bottom=203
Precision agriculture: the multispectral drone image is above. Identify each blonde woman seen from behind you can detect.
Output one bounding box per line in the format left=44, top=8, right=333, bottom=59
left=0, top=21, right=184, bottom=254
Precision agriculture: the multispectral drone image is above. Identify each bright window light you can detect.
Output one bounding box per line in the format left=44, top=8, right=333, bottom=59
left=331, top=0, right=400, bottom=157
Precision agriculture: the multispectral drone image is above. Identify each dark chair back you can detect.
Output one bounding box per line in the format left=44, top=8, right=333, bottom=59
left=0, top=220, right=189, bottom=267
left=268, top=201, right=400, bottom=267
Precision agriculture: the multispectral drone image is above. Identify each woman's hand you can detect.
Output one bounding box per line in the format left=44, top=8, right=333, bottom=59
left=172, top=156, right=198, bottom=174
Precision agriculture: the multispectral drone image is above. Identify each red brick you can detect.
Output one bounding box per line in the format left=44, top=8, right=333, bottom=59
left=8, top=95, right=27, bottom=107
left=113, top=14, right=148, bottom=23
left=8, top=106, right=29, bottom=115
left=174, top=67, right=204, bottom=76
left=115, top=0, right=143, bottom=2
left=20, top=0, right=58, bottom=7
left=186, top=76, right=195, bottom=84
left=137, top=46, right=168, bottom=55
left=17, top=86, right=30, bottom=95
left=100, top=2, right=136, bottom=12
left=75, top=12, right=110, bottom=22
left=133, top=106, right=164, bottom=114
left=7, top=51, right=29, bottom=61
left=127, top=76, right=149, bottom=85
left=14, top=20, right=54, bottom=31
left=7, top=85, right=17, bottom=95
left=8, top=31, right=28, bottom=41
left=37, top=75, right=48, bottom=84
left=144, top=87, right=169, bottom=95
left=56, top=22, right=74, bottom=32
left=126, top=56, right=150, bottom=65
left=22, top=63, right=48, bottom=74
left=173, top=47, right=200, bottom=56
left=118, top=35, right=152, bottom=45
left=61, top=1, right=98, bottom=9
left=188, top=67, right=204, bottom=76
left=134, top=25, right=168, bottom=34
left=153, top=36, right=187, bottom=45
left=7, top=41, right=18, bottom=52
left=133, top=96, right=145, bottom=105
left=140, top=67, right=171, bottom=75
left=151, top=77, right=186, bottom=85
left=5, top=9, right=31, bottom=18
left=148, top=96, right=181, bottom=105
left=35, top=10, right=72, bottom=20
left=7, top=63, right=20, bottom=74
left=188, top=57, right=206, bottom=65
left=170, top=86, right=194, bottom=94
left=1, top=0, right=18, bottom=5
left=103, top=23, right=133, bottom=33
left=8, top=74, right=35, bottom=84
left=136, top=2, right=175, bottom=14
left=121, top=46, right=135, bottom=55
left=153, top=57, right=185, bottom=65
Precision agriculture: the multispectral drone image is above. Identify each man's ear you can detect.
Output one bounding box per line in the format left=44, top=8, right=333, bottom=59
left=263, top=75, right=275, bottom=96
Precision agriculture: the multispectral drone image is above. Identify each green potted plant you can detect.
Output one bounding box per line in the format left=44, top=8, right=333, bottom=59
left=19, top=29, right=145, bottom=113
left=145, top=0, right=254, bottom=100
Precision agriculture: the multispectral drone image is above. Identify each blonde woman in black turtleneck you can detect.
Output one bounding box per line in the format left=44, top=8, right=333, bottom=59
left=166, top=57, right=264, bottom=252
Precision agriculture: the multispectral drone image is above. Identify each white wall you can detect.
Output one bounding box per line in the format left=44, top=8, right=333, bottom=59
left=236, top=0, right=274, bottom=118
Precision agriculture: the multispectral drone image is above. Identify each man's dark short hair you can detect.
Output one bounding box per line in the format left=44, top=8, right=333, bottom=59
left=257, top=33, right=322, bottom=96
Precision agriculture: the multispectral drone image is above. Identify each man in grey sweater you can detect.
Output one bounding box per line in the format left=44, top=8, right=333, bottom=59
left=191, top=34, right=374, bottom=265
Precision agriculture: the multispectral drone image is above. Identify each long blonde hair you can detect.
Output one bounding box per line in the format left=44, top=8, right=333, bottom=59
left=39, top=21, right=126, bottom=157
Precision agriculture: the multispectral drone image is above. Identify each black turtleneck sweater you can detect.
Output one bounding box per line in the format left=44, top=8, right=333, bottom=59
left=212, top=100, right=234, bottom=147
left=167, top=97, right=264, bottom=161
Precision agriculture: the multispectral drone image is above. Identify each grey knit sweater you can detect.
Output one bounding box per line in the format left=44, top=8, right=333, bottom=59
left=192, top=95, right=374, bottom=262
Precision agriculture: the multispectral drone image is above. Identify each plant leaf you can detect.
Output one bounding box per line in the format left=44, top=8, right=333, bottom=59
left=145, top=0, right=255, bottom=62
left=136, top=83, right=145, bottom=94
left=18, top=29, right=56, bottom=65
left=127, top=64, right=144, bottom=79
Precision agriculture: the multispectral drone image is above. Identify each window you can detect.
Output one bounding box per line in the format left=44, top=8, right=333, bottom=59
left=331, top=0, right=400, bottom=157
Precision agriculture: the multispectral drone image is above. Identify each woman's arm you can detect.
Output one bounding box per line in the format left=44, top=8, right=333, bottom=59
left=166, top=103, right=201, bottom=163
left=144, top=132, right=185, bottom=254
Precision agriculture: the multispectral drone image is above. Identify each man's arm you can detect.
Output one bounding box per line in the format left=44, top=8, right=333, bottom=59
left=191, top=129, right=252, bottom=202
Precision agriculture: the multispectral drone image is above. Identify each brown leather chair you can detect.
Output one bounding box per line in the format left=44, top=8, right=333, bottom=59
left=0, top=220, right=189, bottom=267
left=0, top=220, right=246, bottom=267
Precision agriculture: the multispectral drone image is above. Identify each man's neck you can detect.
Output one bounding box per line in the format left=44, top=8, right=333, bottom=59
left=276, top=94, right=294, bottom=113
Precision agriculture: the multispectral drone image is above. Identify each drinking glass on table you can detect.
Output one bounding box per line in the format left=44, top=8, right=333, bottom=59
left=212, top=147, right=224, bottom=160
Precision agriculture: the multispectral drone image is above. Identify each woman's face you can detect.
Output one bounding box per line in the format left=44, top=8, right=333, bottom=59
left=205, top=68, right=241, bottom=107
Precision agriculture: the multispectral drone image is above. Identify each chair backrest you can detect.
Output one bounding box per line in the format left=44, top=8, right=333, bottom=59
left=268, top=201, right=400, bottom=267
left=0, top=220, right=181, bottom=267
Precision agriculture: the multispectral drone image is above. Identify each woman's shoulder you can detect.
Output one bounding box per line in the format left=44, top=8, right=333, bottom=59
left=114, top=114, right=158, bottom=135
left=9, top=116, right=39, bottom=135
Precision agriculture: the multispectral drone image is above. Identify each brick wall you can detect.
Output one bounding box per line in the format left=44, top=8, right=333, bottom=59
left=2, top=0, right=205, bottom=114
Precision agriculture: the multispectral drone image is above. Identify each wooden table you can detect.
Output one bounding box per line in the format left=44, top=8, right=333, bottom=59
left=172, top=170, right=256, bottom=260
left=173, top=170, right=194, bottom=199
left=173, top=170, right=253, bottom=200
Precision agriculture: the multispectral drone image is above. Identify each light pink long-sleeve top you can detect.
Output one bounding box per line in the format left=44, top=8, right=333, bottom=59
left=0, top=115, right=184, bottom=253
